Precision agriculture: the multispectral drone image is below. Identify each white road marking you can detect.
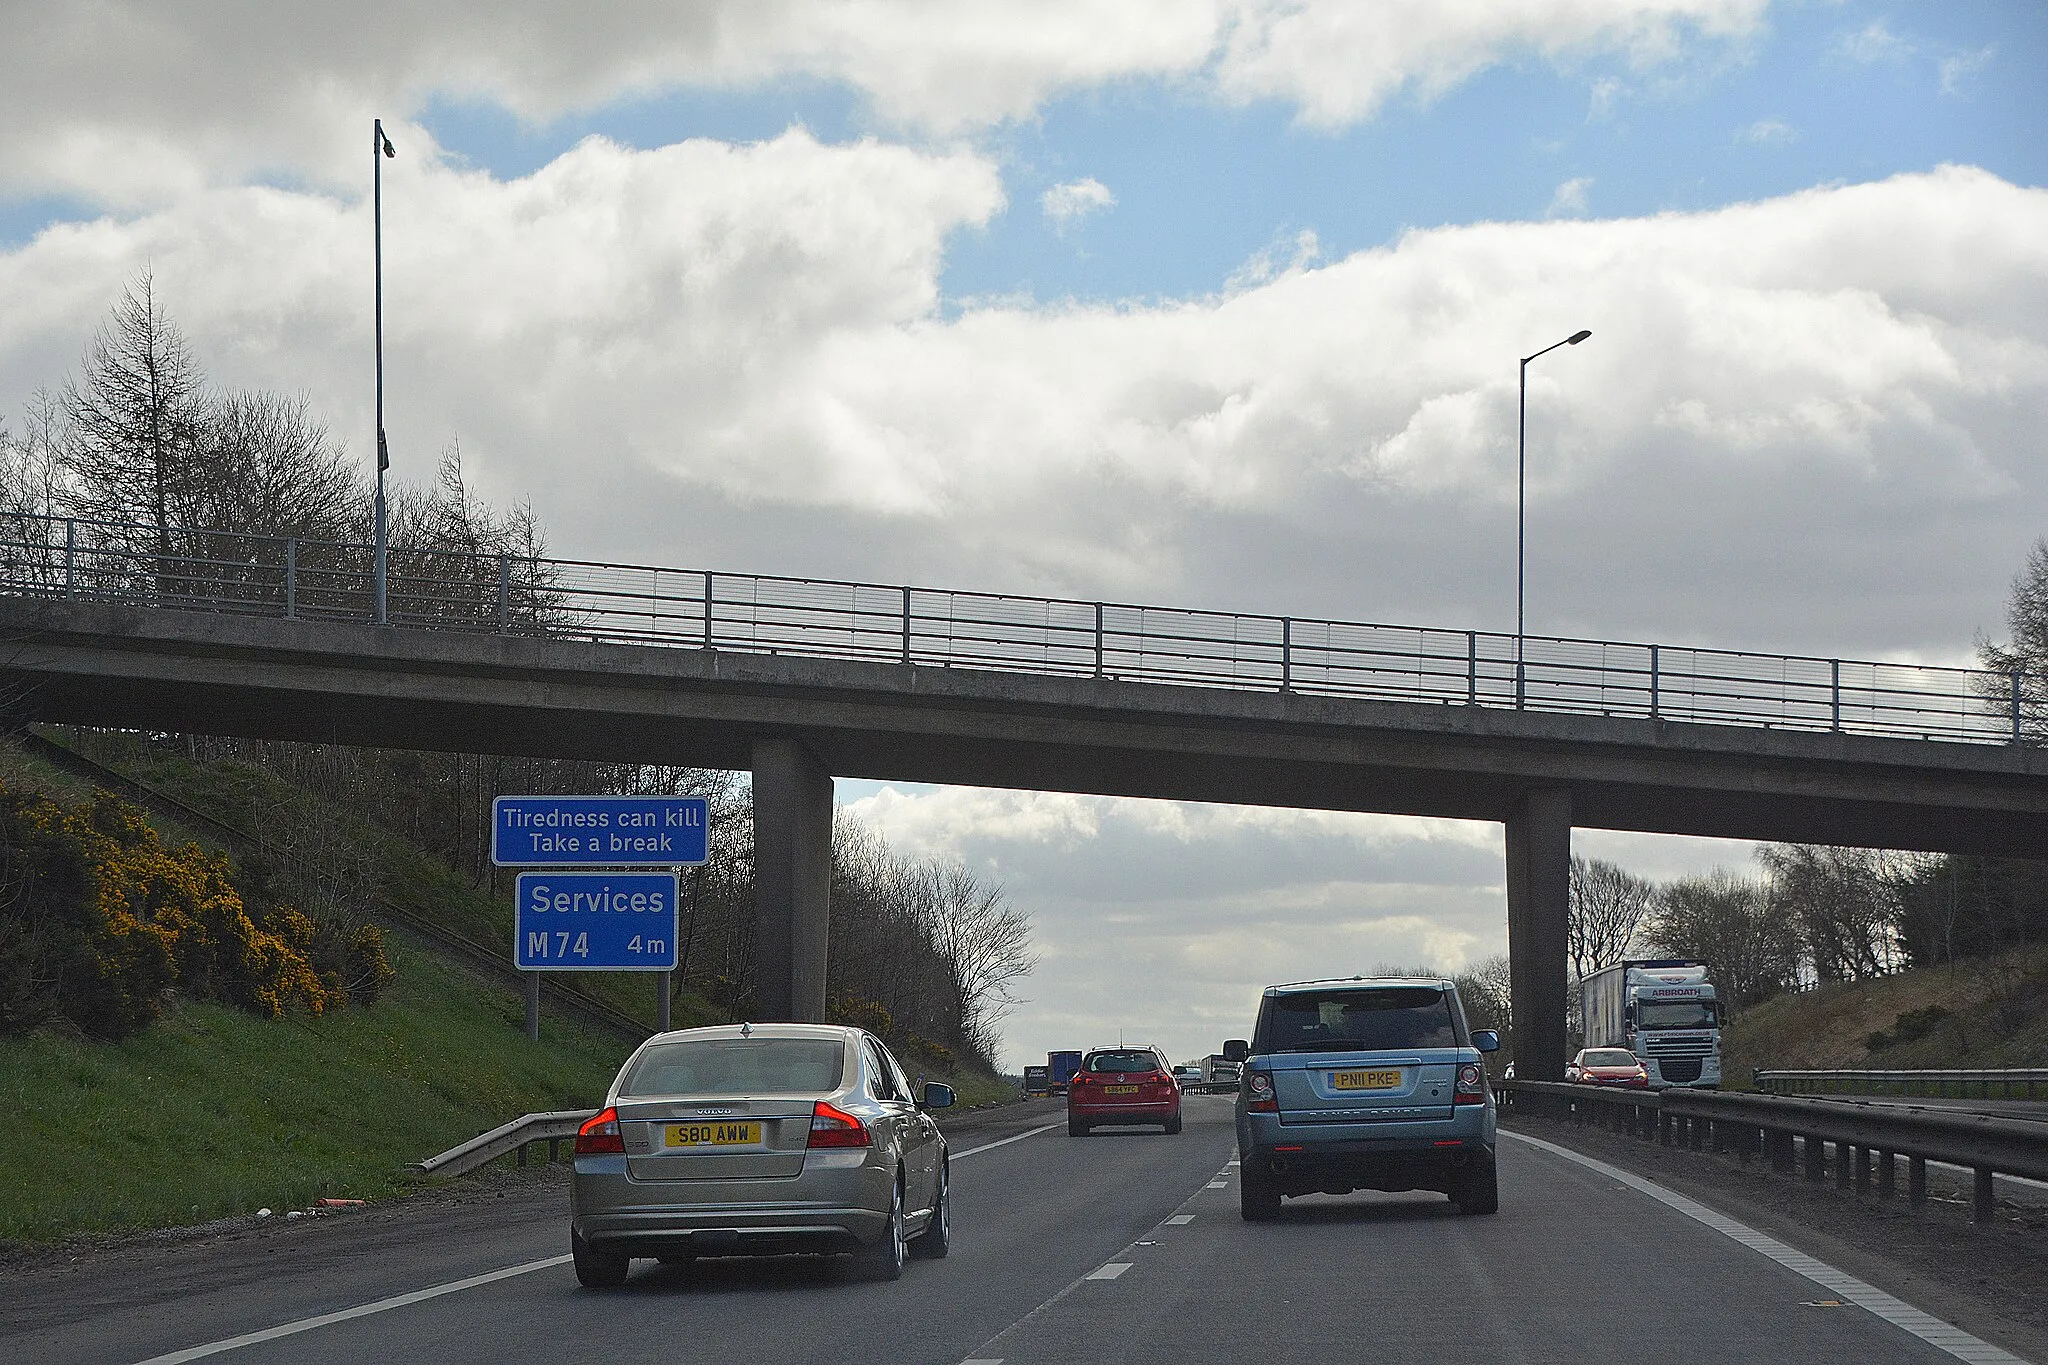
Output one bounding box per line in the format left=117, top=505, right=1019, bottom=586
left=1085, top=1262, right=1133, bottom=1280
left=1166, top=1214, right=1195, bottom=1225
left=129, top=1255, right=572, bottom=1364
left=1206, top=1180, right=1228, bottom=1188
left=960, top=1359, right=1004, bottom=1364
left=953, top=1121, right=1065, bottom=1159
left=1504, top=1130, right=2026, bottom=1364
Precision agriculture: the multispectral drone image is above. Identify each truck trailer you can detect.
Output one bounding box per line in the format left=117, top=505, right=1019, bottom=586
left=1047, top=1050, right=1083, bottom=1094
left=1579, top=959, right=1723, bottom=1089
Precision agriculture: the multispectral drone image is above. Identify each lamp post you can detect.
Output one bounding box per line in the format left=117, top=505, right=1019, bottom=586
left=1516, top=328, right=1592, bottom=707
left=372, top=119, right=396, bottom=625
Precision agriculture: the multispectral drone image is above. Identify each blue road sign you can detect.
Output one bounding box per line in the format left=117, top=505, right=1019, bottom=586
left=492, top=795, right=709, bottom=867
left=514, top=871, right=680, bottom=971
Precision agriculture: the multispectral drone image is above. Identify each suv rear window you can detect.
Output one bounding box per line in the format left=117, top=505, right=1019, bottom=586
left=1085, top=1050, right=1160, bottom=1073
left=1254, top=986, right=1460, bottom=1053
left=620, top=1038, right=845, bottom=1097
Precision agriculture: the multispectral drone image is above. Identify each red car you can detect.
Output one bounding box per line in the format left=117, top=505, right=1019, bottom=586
left=1067, top=1046, right=1182, bottom=1135
left=1568, top=1047, right=1650, bottom=1088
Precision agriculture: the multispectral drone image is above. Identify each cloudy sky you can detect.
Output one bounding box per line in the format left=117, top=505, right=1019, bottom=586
left=4, top=1, right=2044, bottom=1067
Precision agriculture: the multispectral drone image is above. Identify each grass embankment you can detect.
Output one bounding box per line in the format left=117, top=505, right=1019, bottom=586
left=0, top=935, right=630, bottom=1245
left=1724, top=944, right=2048, bottom=1086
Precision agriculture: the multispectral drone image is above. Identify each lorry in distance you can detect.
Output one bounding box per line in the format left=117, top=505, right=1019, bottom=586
left=1579, top=959, right=1723, bottom=1089
left=1047, top=1050, right=1083, bottom=1094
left=1203, top=1054, right=1242, bottom=1094
left=1022, top=1065, right=1052, bottom=1096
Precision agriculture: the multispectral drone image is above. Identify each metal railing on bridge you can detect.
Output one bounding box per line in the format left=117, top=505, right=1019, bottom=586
left=2, top=510, right=2038, bottom=746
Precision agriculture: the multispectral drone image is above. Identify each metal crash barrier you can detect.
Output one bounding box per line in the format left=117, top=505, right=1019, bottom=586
left=412, top=1110, right=595, bottom=1180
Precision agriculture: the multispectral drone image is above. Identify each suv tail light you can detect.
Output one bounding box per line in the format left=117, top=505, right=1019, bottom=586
left=575, top=1106, right=624, bottom=1155
left=1246, top=1071, right=1277, bottom=1113
left=1454, top=1063, right=1488, bottom=1104
left=807, top=1099, right=872, bottom=1148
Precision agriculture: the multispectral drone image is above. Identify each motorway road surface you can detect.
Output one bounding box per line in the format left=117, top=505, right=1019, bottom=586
left=0, top=1096, right=2022, bottom=1365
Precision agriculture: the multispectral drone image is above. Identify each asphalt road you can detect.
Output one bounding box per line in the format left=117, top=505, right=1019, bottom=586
left=0, top=1096, right=2019, bottom=1364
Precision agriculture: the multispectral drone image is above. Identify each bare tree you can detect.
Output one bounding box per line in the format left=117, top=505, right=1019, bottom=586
left=917, top=860, right=1034, bottom=1060
left=1568, top=855, right=1654, bottom=981
left=1451, top=953, right=1512, bottom=1056
left=1643, top=870, right=1801, bottom=1010
left=1756, top=843, right=1905, bottom=982
left=1978, top=537, right=2048, bottom=738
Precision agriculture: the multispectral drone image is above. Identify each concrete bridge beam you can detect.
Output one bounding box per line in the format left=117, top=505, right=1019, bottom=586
left=1506, top=788, right=1572, bottom=1082
left=750, top=738, right=834, bottom=1024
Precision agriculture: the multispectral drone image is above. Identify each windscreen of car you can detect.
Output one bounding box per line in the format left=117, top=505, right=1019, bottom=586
left=1583, top=1049, right=1640, bottom=1067
left=1638, top=1000, right=1717, bottom=1029
left=619, top=1038, right=845, bottom=1097
left=1255, top=986, right=1459, bottom=1053
left=1085, top=1050, right=1160, bottom=1073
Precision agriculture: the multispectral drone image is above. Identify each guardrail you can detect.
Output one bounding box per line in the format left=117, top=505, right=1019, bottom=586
left=1755, top=1068, right=2048, bottom=1100
left=1500, top=1079, right=2048, bottom=1221
left=412, top=1110, right=594, bottom=1179
left=2, top=509, right=2039, bottom=746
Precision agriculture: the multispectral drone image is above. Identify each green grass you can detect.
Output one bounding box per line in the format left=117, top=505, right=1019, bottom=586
left=0, top=936, right=632, bottom=1245
left=1724, top=944, right=2048, bottom=1085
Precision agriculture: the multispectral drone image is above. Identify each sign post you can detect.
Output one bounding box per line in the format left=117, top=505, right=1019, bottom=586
left=494, top=797, right=709, bottom=1041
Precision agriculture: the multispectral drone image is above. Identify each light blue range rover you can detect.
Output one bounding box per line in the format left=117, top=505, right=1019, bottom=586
left=1224, top=977, right=1501, bottom=1220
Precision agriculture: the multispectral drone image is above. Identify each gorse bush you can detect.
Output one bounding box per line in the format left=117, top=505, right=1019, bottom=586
left=0, top=782, right=391, bottom=1038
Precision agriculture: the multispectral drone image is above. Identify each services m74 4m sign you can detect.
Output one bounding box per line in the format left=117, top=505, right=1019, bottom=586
left=492, top=796, right=709, bottom=867
left=514, top=871, right=680, bottom=971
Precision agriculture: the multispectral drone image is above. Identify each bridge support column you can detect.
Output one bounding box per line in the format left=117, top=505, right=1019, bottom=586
left=751, top=738, right=833, bottom=1023
left=1505, top=789, right=1571, bottom=1083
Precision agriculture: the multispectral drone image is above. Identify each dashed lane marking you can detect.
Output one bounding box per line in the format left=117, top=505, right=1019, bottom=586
left=952, top=1121, right=1065, bottom=1160
left=1503, top=1129, right=2026, bottom=1365
left=129, top=1255, right=573, bottom=1364
left=1085, top=1263, right=1133, bottom=1281
left=1166, top=1214, right=1195, bottom=1225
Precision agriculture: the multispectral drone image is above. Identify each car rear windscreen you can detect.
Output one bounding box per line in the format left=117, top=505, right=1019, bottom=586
left=1085, top=1050, right=1159, bottom=1073
left=1254, top=986, right=1459, bottom=1053
left=620, top=1038, right=845, bottom=1097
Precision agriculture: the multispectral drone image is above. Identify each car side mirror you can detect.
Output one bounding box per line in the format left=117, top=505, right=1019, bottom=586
left=920, top=1082, right=955, bottom=1110
left=1222, top=1040, right=1250, bottom=1064
left=1471, top=1030, right=1500, bottom=1054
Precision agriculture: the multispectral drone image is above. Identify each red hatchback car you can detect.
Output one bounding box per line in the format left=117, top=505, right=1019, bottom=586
left=1568, top=1047, right=1650, bottom=1088
left=1068, top=1046, right=1182, bottom=1135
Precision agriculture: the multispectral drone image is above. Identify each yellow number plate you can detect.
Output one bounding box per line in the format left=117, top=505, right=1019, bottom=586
left=664, top=1121, right=762, bottom=1148
left=1331, top=1069, right=1403, bottom=1091
left=1102, top=1085, right=1139, bottom=1095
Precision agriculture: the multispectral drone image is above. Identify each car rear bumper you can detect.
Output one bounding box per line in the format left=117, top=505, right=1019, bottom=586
left=1246, top=1137, right=1494, bottom=1194
left=571, top=1153, right=892, bottom=1253
left=1070, top=1100, right=1178, bottom=1123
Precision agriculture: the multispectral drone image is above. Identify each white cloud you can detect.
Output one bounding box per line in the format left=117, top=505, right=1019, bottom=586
left=1040, top=177, right=1116, bottom=232
left=1546, top=175, right=1595, bottom=217
left=2, top=0, right=1770, bottom=208
left=1834, top=20, right=1914, bottom=65
left=1738, top=118, right=1794, bottom=144
left=1939, top=45, right=1997, bottom=95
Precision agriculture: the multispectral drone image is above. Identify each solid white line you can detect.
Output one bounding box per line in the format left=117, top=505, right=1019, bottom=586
left=953, top=1121, right=1064, bottom=1159
left=1503, top=1130, right=2025, bottom=1364
left=1085, top=1262, right=1132, bottom=1280
left=131, top=1255, right=572, bottom=1364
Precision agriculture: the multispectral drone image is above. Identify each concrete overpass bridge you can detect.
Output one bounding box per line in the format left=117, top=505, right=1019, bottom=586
left=2, top=513, right=2043, bottom=1080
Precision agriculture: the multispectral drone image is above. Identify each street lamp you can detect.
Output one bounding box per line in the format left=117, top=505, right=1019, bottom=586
left=372, top=119, right=396, bottom=625
left=1516, top=328, right=1592, bottom=707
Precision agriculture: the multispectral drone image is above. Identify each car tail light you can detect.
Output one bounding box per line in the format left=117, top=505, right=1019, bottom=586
left=575, top=1107, right=624, bottom=1155
left=807, top=1100, right=872, bottom=1149
left=1454, top=1063, right=1488, bottom=1105
left=1246, top=1071, right=1277, bottom=1113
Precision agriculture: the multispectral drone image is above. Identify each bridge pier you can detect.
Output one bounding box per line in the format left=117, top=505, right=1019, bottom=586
left=751, top=738, right=834, bottom=1023
left=1505, top=789, right=1571, bottom=1082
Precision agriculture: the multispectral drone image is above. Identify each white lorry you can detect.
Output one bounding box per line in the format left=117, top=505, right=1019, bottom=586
left=1578, top=959, right=1723, bottom=1089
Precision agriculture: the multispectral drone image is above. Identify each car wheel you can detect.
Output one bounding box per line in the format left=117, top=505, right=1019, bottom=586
left=1068, top=1117, right=1089, bottom=1136
left=911, top=1162, right=951, bottom=1259
left=853, top=1172, right=907, bottom=1281
left=1453, top=1165, right=1500, bottom=1215
left=1163, top=1113, right=1183, bottom=1135
left=1239, top=1166, right=1281, bottom=1221
left=572, top=1230, right=630, bottom=1288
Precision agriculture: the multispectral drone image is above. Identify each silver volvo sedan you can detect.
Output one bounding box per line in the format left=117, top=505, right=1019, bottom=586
left=570, top=1022, right=954, bottom=1286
